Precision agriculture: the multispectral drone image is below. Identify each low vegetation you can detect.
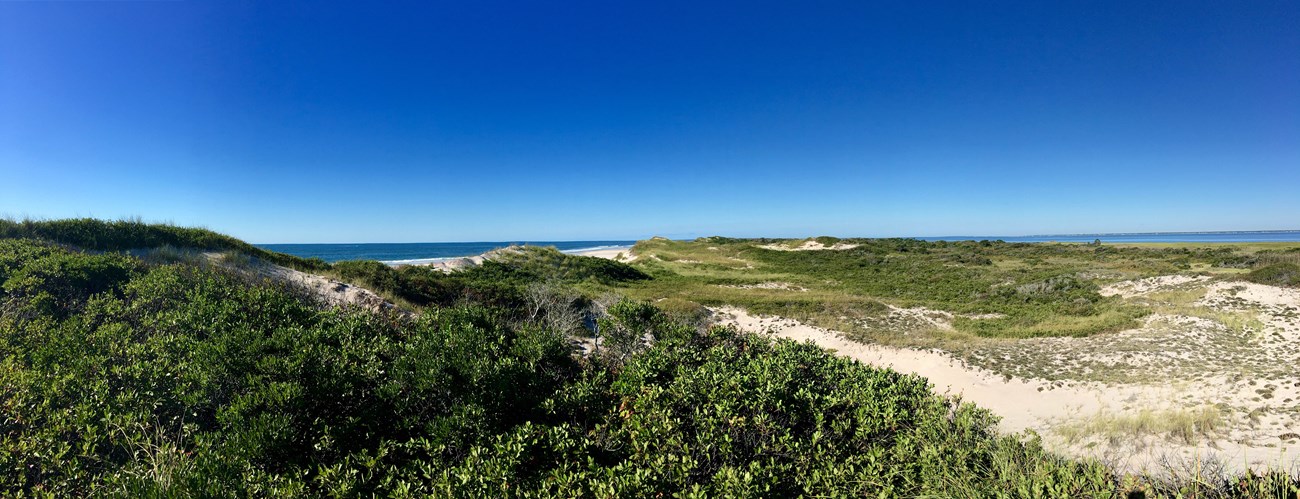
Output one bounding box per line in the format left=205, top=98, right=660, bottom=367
left=3, top=222, right=1299, bottom=496
left=1055, top=406, right=1226, bottom=447
left=328, top=246, right=649, bottom=312
left=0, top=218, right=328, bottom=271
left=614, top=237, right=1292, bottom=344
left=1244, top=263, right=1300, bottom=288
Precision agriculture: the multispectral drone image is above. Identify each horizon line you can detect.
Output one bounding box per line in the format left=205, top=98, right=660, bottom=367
left=253, top=228, right=1300, bottom=246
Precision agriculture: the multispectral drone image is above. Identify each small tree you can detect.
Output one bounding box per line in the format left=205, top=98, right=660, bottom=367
left=523, top=281, right=583, bottom=335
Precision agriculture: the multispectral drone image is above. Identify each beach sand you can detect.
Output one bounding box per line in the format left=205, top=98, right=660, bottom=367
left=571, top=246, right=635, bottom=261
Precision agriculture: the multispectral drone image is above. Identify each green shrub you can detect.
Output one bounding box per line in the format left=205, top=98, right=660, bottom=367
left=0, top=244, right=578, bottom=495
left=1, top=244, right=139, bottom=318
left=1243, top=263, right=1300, bottom=288
left=3, top=227, right=1297, bottom=496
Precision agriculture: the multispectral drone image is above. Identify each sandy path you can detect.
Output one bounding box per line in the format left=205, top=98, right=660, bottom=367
left=713, top=307, right=1138, bottom=433
left=712, top=303, right=1300, bottom=474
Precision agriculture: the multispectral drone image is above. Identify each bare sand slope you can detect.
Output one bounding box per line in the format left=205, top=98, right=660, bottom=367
left=713, top=275, right=1300, bottom=474
left=204, top=252, right=403, bottom=314
left=257, top=263, right=401, bottom=313
left=758, top=240, right=859, bottom=251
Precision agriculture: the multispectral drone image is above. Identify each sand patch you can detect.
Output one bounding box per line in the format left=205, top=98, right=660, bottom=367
left=759, top=240, right=860, bottom=251
left=712, top=294, right=1300, bottom=474
left=1100, top=275, right=1212, bottom=298
left=205, top=252, right=404, bottom=315
left=718, top=282, right=807, bottom=292
left=857, top=305, right=958, bottom=333
left=572, top=247, right=637, bottom=261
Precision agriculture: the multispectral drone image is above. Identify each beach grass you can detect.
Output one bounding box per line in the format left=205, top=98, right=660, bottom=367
left=606, top=236, right=1270, bottom=343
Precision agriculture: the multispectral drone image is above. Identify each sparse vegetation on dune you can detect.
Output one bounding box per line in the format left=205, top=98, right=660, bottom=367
left=326, top=246, right=650, bottom=313
left=615, top=236, right=1300, bottom=485
left=617, top=237, right=1221, bottom=342
left=0, top=218, right=329, bottom=272
left=615, top=237, right=1300, bottom=343
left=3, top=222, right=1300, bottom=496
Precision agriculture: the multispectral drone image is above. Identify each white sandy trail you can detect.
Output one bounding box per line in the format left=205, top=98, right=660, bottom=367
left=711, top=305, right=1298, bottom=474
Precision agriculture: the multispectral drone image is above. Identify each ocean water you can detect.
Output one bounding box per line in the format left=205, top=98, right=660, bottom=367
left=260, top=231, right=1300, bottom=265
left=258, top=241, right=636, bottom=264
left=917, top=231, right=1300, bottom=244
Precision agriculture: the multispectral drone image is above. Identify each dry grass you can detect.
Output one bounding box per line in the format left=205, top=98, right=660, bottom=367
left=1056, top=405, right=1226, bottom=447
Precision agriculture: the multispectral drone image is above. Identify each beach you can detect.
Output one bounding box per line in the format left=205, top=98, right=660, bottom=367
left=568, top=245, right=634, bottom=260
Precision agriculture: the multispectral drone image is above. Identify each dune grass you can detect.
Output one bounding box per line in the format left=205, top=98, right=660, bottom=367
left=0, top=217, right=329, bottom=271
left=609, top=237, right=1258, bottom=342
left=1056, top=406, right=1227, bottom=447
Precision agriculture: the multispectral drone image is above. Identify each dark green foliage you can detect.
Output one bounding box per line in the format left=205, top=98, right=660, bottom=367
left=1244, top=263, right=1300, bottom=288
left=0, top=236, right=1132, bottom=497
left=0, top=239, right=579, bottom=495
left=3, top=230, right=1297, bottom=496
left=0, top=241, right=140, bottom=319
left=486, top=246, right=651, bottom=285
left=432, top=328, right=1123, bottom=497
left=594, top=299, right=693, bottom=364
left=329, top=259, right=524, bottom=310
left=331, top=246, right=649, bottom=311
left=693, top=236, right=748, bottom=244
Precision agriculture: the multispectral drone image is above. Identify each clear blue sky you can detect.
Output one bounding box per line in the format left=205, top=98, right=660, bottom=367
left=2, top=1, right=1296, bottom=243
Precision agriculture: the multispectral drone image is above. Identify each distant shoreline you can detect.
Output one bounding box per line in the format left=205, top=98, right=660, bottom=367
left=952, top=229, right=1300, bottom=238
left=259, top=231, right=1300, bottom=264
left=258, top=240, right=637, bottom=264
left=916, top=230, right=1300, bottom=244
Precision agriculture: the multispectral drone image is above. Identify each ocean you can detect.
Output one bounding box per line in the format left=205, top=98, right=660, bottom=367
left=917, top=231, right=1300, bottom=244
left=259, top=231, right=1300, bottom=264
left=258, top=241, right=636, bottom=265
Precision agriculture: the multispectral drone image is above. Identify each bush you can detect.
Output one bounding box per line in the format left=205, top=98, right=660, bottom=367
left=4, top=227, right=1296, bottom=496
left=1243, top=263, right=1300, bottom=288
left=1, top=243, right=140, bottom=318
left=0, top=243, right=579, bottom=495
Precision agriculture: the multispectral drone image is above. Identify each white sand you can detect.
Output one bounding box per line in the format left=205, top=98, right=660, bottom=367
left=205, top=252, right=403, bottom=314
left=718, top=282, right=808, bottom=292
left=572, top=246, right=635, bottom=261
left=759, top=240, right=860, bottom=251
left=713, top=298, right=1300, bottom=474
left=409, top=246, right=635, bottom=272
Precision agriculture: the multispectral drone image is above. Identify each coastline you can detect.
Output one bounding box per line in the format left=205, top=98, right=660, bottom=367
left=390, top=244, right=636, bottom=271
left=566, top=245, right=634, bottom=260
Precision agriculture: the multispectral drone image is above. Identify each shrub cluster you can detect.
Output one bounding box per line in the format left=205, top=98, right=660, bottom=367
left=330, top=246, right=649, bottom=311
left=1244, top=263, right=1300, bottom=288
left=4, top=226, right=1299, bottom=497
left=0, top=238, right=1140, bottom=497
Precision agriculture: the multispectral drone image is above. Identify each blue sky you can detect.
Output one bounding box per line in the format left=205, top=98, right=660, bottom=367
left=1, top=1, right=1296, bottom=243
